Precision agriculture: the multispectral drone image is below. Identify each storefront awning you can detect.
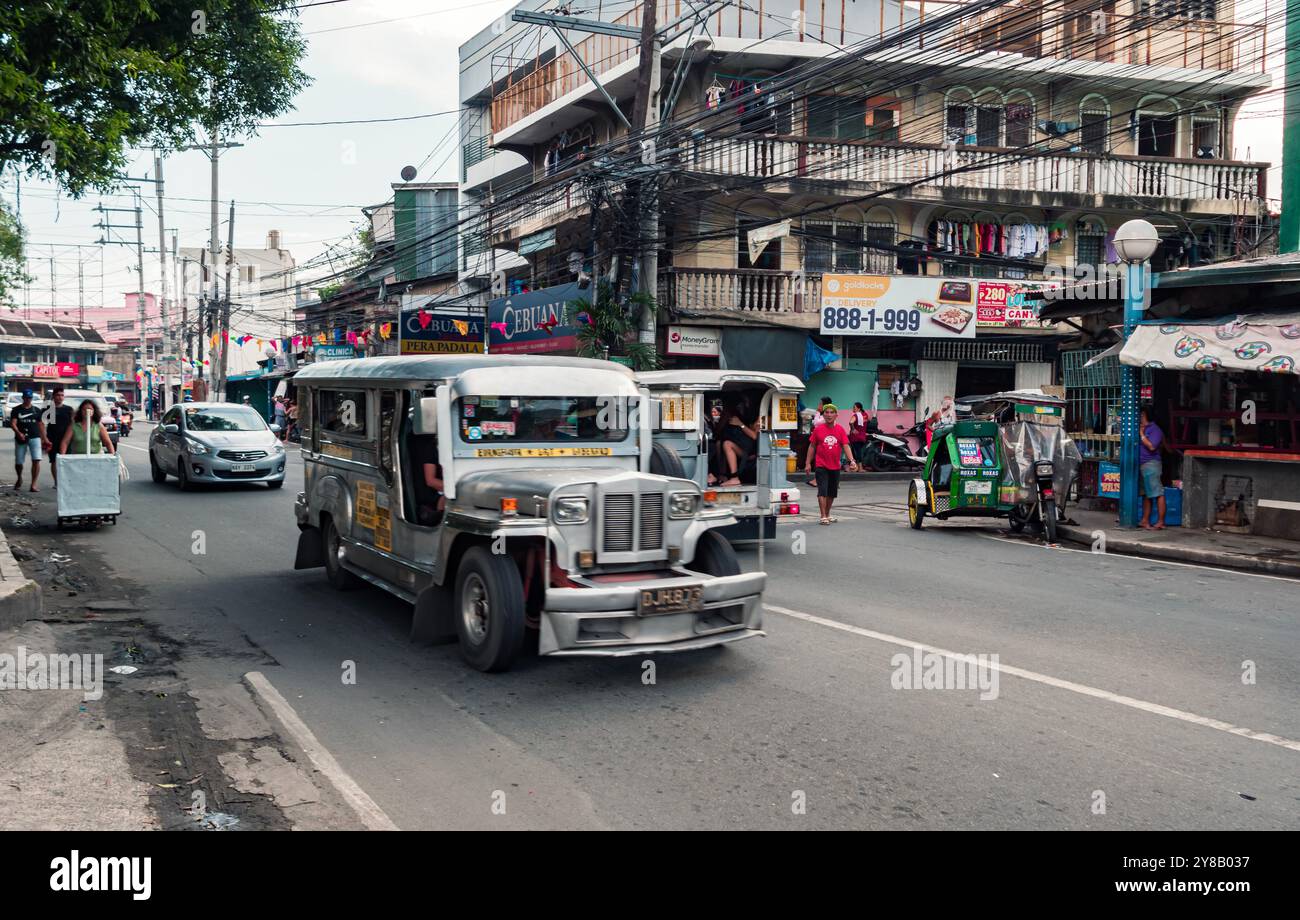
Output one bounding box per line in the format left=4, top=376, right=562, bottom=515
left=1119, top=313, right=1300, bottom=375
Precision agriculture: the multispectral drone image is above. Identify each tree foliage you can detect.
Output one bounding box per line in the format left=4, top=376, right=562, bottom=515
left=573, top=284, right=660, bottom=370
left=0, top=202, right=30, bottom=308
left=0, top=1, right=311, bottom=196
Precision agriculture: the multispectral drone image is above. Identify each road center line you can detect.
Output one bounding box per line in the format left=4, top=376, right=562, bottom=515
left=763, top=603, right=1300, bottom=754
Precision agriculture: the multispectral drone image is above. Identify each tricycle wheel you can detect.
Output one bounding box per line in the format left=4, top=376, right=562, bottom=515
left=907, top=482, right=925, bottom=529
left=1008, top=506, right=1027, bottom=533
left=1043, top=503, right=1058, bottom=544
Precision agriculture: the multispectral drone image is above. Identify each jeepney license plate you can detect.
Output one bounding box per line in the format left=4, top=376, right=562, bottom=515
left=230, top=463, right=256, bottom=472
left=966, top=480, right=992, bottom=495
left=638, top=585, right=704, bottom=617
left=713, top=491, right=742, bottom=504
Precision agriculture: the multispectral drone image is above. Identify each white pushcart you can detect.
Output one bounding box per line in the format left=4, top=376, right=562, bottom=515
left=55, top=426, right=121, bottom=529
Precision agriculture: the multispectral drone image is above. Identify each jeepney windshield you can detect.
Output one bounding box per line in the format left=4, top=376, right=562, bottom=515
left=457, top=396, right=628, bottom=444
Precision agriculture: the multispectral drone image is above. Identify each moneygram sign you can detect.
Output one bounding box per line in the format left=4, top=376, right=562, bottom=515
left=665, top=325, right=720, bottom=357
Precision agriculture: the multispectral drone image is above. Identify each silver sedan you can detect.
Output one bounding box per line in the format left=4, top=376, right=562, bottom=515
left=148, top=402, right=286, bottom=490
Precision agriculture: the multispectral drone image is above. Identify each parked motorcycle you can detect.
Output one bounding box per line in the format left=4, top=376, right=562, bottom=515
left=862, top=428, right=925, bottom=471
left=1008, top=458, right=1059, bottom=543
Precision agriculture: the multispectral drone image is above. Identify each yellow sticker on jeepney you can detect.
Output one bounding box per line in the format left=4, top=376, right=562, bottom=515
left=660, top=395, right=696, bottom=425
left=373, top=505, right=392, bottom=552
left=320, top=442, right=353, bottom=460
left=474, top=447, right=613, bottom=458
left=355, top=480, right=378, bottom=529
left=776, top=396, right=798, bottom=426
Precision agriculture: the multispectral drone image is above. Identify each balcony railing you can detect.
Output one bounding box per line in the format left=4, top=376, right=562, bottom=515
left=662, top=268, right=822, bottom=315
left=682, top=135, right=1267, bottom=203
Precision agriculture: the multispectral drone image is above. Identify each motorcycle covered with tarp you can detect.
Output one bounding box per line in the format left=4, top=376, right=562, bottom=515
left=906, top=390, right=1081, bottom=543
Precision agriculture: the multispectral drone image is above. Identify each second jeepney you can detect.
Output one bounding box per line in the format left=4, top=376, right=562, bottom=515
left=291, top=355, right=766, bottom=672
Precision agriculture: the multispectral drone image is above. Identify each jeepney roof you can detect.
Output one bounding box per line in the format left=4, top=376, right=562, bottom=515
left=292, top=354, right=636, bottom=388
left=636, top=369, right=804, bottom=392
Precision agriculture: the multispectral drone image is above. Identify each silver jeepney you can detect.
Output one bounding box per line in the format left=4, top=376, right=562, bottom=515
left=292, top=355, right=765, bottom=672
left=638, top=369, right=805, bottom=541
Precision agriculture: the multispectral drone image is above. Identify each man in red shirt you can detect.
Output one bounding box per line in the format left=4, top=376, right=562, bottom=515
left=803, top=403, right=858, bottom=524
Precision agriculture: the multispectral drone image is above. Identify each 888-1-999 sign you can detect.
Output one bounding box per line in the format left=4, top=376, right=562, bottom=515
left=819, top=275, right=978, bottom=339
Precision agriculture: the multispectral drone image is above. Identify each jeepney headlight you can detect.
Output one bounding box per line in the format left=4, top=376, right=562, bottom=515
left=552, top=495, right=589, bottom=524
left=669, top=491, right=699, bottom=518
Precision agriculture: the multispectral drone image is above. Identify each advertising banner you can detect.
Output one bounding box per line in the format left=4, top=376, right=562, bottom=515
left=400, top=297, right=486, bottom=355
left=487, top=282, right=584, bottom=355
left=314, top=345, right=355, bottom=362
left=820, top=275, right=979, bottom=338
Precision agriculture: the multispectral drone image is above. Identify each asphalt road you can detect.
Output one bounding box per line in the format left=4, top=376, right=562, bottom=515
left=62, top=438, right=1300, bottom=829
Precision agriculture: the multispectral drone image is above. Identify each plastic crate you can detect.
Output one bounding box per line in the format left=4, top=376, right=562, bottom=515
left=1149, top=486, right=1182, bottom=527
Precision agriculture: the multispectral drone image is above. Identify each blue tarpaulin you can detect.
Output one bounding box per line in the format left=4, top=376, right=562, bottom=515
left=803, top=337, right=840, bottom=382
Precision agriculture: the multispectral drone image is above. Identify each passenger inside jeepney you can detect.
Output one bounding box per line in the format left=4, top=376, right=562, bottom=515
left=713, top=392, right=764, bottom=487
left=409, top=432, right=444, bottom=526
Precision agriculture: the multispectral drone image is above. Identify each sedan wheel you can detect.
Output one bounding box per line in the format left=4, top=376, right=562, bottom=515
left=177, top=457, right=193, bottom=492
left=149, top=450, right=167, bottom=483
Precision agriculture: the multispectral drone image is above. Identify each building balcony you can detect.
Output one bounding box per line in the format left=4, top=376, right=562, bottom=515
left=681, top=135, right=1266, bottom=211
left=661, top=268, right=823, bottom=319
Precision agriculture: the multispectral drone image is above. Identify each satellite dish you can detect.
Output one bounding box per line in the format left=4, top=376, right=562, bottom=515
left=400, top=165, right=417, bottom=182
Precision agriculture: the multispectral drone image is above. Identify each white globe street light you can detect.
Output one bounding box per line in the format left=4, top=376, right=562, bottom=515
left=1113, top=218, right=1160, bottom=264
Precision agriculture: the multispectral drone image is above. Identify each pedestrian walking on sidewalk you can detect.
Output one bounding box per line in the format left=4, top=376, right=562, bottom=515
left=10, top=389, right=43, bottom=492
left=1139, top=407, right=1166, bottom=529
left=803, top=403, right=858, bottom=525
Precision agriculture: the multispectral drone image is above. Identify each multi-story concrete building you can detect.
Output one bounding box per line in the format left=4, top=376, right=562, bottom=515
left=180, top=230, right=297, bottom=377
left=459, top=0, right=1270, bottom=407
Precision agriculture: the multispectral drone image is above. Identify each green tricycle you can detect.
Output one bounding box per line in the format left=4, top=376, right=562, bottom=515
left=905, top=392, right=1081, bottom=544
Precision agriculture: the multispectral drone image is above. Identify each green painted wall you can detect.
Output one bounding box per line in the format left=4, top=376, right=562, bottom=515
left=805, top=358, right=918, bottom=412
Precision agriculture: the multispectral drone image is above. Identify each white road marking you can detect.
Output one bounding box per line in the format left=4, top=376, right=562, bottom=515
left=974, top=531, right=1300, bottom=584
left=764, top=603, right=1300, bottom=754
left=118, top=443, right=149, bottom=453
left=243, top=671, right=400, bottom=830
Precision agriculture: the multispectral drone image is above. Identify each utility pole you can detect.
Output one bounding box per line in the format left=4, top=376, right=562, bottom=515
left=631, top=0, right=661, bottom=348
left=95, top=196, right=148, bottom=410
left=49, top=250, right=56, bottom=321
left=180, top=257, right=191, bottom=365
left=177, top=137, right=241, bottom=388
left=216, top=199, right=235, bottom=403
left=77, top=250, right=85, bottom=326
left=153, top=153, right=172, bottom=412
left=1283, top=0, right=1300, bottom=252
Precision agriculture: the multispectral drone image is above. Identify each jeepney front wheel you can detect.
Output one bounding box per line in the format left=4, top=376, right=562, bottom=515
left=455, top=546, right=527, bottom=673
left=907, top=482, right=925, bottom=529
left=687, top=529, right=741, bottom=577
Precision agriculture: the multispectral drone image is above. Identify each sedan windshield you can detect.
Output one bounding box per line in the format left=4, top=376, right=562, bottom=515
left=184, top=407, right=266, bottom=432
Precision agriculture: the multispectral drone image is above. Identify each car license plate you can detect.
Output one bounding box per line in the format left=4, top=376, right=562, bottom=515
left=637, top=584, right=704, bottom=617
left=966, top=480, right=992, bottom=495
left=230, top=463, right=256, bottom=473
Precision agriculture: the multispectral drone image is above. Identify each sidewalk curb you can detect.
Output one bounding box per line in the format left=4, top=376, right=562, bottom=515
left=242, top=671, right=399, bottom=831
left=1056, top=524, right=1300, bottom=579
left=0, top=526, right=42, bottom=631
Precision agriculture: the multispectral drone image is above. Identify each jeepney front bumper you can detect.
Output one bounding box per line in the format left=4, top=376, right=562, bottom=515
left=538, top=570, right=766, bottom=656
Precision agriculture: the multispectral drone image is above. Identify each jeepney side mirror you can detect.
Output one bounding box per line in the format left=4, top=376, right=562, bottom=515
left=412, top=397, right=438, bottom=436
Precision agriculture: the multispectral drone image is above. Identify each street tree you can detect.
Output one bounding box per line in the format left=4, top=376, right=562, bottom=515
left=573, top=284, right=660, bottom=370
left=0, top=1, right=311, bottom=196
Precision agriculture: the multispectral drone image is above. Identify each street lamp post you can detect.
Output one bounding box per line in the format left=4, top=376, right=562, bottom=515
left=1112, top=219, right=1160, bottom=529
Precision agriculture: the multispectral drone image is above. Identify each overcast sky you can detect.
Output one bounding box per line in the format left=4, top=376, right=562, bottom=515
left=0, top=0, right=1285, bottom=330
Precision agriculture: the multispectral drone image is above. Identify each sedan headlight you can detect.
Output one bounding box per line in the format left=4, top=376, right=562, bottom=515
left=669, top=491, right=700, bottom=519
left=552, top=495, right=589, bottom=524
left=272, top=442, right=285, bottom=455
left=185, top=437, right=210, bottom=456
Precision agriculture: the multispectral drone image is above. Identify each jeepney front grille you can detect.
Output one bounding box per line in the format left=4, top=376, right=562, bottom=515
left=603, top=494, right=635, bottom=552
left=601, top=492, right=665, bottom=553
left=639, top=494, right=664, bottom=549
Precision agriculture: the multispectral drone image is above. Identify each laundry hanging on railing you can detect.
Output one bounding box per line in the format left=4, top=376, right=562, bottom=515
left=926, top=219, right=1050, bottom=259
